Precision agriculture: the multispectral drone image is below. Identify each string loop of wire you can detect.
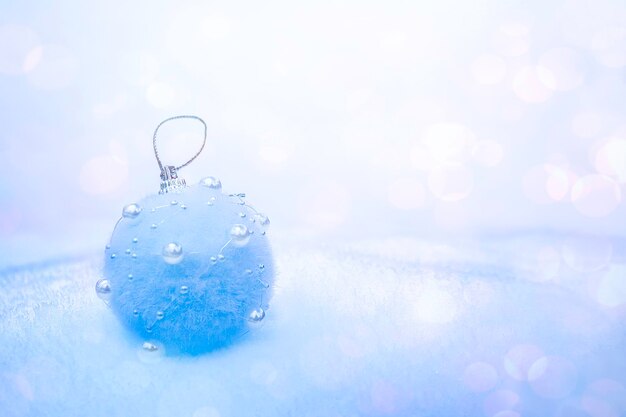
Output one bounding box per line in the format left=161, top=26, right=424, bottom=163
left=153, top=115, right=207, bottom=171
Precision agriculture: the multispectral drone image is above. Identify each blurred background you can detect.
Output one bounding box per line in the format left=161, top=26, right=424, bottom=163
left=1, top=0, right=626, bottom=267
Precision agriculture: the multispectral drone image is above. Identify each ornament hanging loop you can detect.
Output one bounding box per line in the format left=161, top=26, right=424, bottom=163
left=153, top=115, right=207, bottom=194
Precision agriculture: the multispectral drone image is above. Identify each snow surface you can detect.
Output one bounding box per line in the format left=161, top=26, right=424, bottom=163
left=1, top=235, right=626, bottom=417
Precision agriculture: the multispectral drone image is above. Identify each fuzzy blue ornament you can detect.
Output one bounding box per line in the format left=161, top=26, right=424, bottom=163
left=96, top=116, right=274, bottom=355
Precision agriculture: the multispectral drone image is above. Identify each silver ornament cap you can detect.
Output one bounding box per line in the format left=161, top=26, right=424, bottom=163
left=159, top=165, right=187, bottom=194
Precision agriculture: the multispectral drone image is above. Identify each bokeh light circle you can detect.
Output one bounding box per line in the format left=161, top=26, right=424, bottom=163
left=595, top=138, right=626, bottom=182
left=522, top=164, right=570, bottom=204
left=472, top=140, right=504, bottom=167
left=528, top=356, right=578, bottom=399
left=494, top=23, right=530, bottom=57
left=534, top=245, right=561, bottom=282
left=582, top=379, right=626, bottom=417
left=562, top=237, right=613, bottom=273
left=537, top=47, right=585, bottom=91
left=427, top=165, right=474, bottom=202
left=571, top=175, right=621, bottom=217
left=504, top=344, right=544, bottom=381
left=513, top=66, right=554, bottom=103
left=463, top=362, right=498, bottom=392
left=471, top=54, right=507, bottom=85
left=484, top=389, right=520, bottom=417
left=0, top=24, right=40, bottom=75
left=596, top=265, right=626, bottom=308
left=421, top=123, right=476, bottom=166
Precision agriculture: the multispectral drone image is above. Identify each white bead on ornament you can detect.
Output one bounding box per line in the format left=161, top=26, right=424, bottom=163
left=96, top=116, right=274, bottom=355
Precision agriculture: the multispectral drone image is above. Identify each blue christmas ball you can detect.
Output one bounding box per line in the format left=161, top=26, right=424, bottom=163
left=98, top=177, right=274, bottom=355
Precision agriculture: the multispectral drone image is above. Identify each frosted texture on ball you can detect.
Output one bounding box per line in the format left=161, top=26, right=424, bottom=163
left=103, top=183, right=274, bottom=355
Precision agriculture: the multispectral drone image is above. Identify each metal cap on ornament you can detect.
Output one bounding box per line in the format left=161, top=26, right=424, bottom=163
left=159, top=165, right=187, bottom=194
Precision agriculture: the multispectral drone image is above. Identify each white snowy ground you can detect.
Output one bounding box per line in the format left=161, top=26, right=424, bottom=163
left=1, top=235, right=626, bottom=417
